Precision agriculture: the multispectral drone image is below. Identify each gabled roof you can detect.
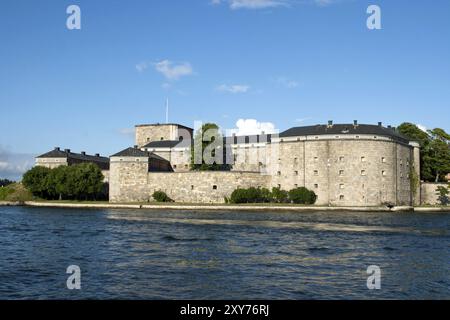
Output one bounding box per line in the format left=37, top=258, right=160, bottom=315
left=37, top=148, right=109, bottom=163
left=111, top=147, right=151, bottom=157
left=110, top=147, right=168, bottom=162
left=280, top=124, right=411, bottom=143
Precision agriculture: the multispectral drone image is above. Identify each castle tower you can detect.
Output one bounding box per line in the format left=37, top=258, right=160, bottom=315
left=135, top=123, right=193, bottom=148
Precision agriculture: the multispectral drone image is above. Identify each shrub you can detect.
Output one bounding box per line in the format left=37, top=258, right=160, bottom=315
left=271, top=187, right=289, bottom=203
left=152, top=191, right=173, bottom=202
left=230, top=188, right=250, bottom=204
left=288, top=187, right=317, bottom=205
left=436, top=186, right=449, bottom=206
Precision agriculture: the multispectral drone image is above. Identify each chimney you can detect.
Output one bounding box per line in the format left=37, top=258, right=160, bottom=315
left=388, top=125, right=392, bottom=129
left=134, top=145, right=138, bottom=149
left=353, top=120, right=358, bottom=126
left=65, top=149, right=71, bottom=153
left=55, top=147, right=60, bottom=151
left=95, top=153, right=100, bottom=157
left=327, top=120, right=333, bottom=128
left=378, top=122, right=383, bottom=127
left=81, top=151, right=86, bottom=156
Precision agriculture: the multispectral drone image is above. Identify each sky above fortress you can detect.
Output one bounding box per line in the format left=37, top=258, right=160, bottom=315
left=1, top=0, right=450, bottom=179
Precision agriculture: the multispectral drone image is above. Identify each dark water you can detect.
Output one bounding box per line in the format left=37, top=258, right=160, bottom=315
left=0, top=206, right=449, bottom=300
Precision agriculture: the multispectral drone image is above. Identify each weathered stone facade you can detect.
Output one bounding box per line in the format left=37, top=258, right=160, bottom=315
left=420, top=183, right=449, bottom=205
left=135, top=124, right=193, bottom=148
left=109, top=122, right=422, bottom=206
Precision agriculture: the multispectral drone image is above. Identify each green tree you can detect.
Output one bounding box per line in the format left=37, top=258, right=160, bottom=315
left=191, top=123, right=230, bottom=171
left=398, top=123, right=450, bottom=182
left=72, top=163, right=104, bottom=200
left=428, top=130, right=450, bottom=182
left=22, top=166, right=52, bottom=198
left=435, top=185, right=449, bottom=206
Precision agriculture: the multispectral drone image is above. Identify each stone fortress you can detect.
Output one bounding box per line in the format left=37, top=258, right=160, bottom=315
left=37, top=120, right=425, bottom=206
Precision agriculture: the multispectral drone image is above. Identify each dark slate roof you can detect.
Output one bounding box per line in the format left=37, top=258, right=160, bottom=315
left=279, top=124, right=411, bottom=143
left=37, top=148, right=109, bottom=163
left=143, top=140, right=191, bottom=149
left=110, top=147, right=168, bottom=162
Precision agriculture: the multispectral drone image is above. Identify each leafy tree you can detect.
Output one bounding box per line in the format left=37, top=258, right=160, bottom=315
left=398, top=123, right=450, bottom=182
left=22, top=166, right=52, bottom=198
left=72, top=163, right=104, bottom=200
left=428, top=130, right=450, bottom=182
left=190, top=123, right=230, bottom=171
left=22, top=164, right=105, bottom=201
left=435, top=185, right=449, bottom=206
left=288, top=187, right=317, bottom=205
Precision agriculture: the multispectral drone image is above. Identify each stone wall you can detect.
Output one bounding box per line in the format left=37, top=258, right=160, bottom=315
left=109, top=162, right=270, bottom=203
left=135, top=124, right=193, bottom=148
left=110, top=134, right=417, bottom=206
left=420, top=183, right=448, bottom=205
left=35, top=158, right=68, bottom=169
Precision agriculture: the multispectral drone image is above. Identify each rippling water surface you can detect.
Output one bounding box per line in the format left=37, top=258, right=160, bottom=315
left=0, top=206, right=449, bottom=299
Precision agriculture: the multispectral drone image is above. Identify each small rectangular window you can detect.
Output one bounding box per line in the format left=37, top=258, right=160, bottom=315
left=361, top=156, right=366, bottom=162
left=340, top=184, right=344, bottom=189
left=277, top=171, right=281, bottom=176
left=361, top=170, right=366, bottom=176
left=339, top=156, right=344, bottom=162
left=314, top=170, right=319, bottom=176
left=314, top=184, right=319, bottom=188
left=339, top=170, right=344, bottom=176
left=382, top=171, right=386, bottom=176
left=339, top=195, right=345, bottom=200
left=294, top=171, right=299, bottom=176
left=213, top=185, right=217, bottom=190
left=382, top=157, right=386, bottom=163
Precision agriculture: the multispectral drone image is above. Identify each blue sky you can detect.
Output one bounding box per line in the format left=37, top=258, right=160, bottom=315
left=1, top=0, right=450, bottom=179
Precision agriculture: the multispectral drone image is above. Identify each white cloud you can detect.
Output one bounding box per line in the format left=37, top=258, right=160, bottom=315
left=313, top=0, right=339, bottom=7
left=216, top=84, right=250, bottom=94
left=212, top=0, right=289, bottom=10
left=0, top=146, right=35, bottom=181
left=212, top=0, right=341, bottom=9
left=229, top=119, right=277, bottom=135
left=274, top=76, right=300, bottom=89
left=155, top=60, right=194, bottom=81
left=417, top=124, right=428, bottom=133
left=136, top=61, right=150, bottom=73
